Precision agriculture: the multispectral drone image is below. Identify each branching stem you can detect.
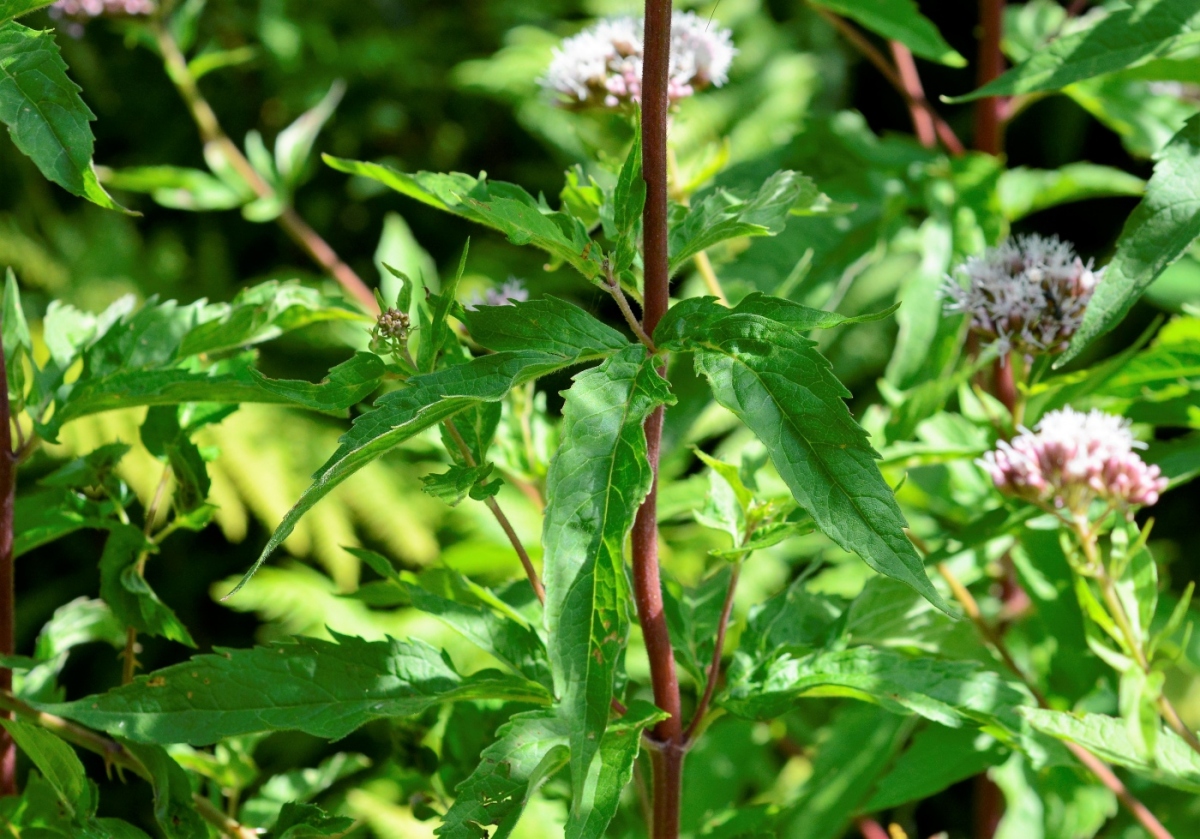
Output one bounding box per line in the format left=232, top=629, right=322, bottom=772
left=606, top=262, right=658, bottom=352
left=683, top=563, right=740, bottom=743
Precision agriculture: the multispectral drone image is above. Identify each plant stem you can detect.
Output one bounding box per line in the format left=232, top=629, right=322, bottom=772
left=639, top=2, right=684, bottom=837
left=889, top=42, right=936, bottom=149
left=683, top=563, right=740, bottom=742
left=856, top=818, right=890, bottom=839
left=606, top=262, right=658, bottom=352
left=812, top=7, right=965, bottom=156
left=149, top=21, right=376, bottom=312
left=933, top=560, right=1177, bottom=839
left=0, top=323, right=14, bottom=797
left=975, top=0, right=1007, bottom=155
left=694, top=252, right=729, bottom=306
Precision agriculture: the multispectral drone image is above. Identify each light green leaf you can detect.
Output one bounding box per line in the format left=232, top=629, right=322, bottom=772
left=1059, top=115, right=1200, bottom=365
left=98, top=525, right=195, bottom=647
left=0, top=21, right=128, bottom=211
left=436, top=710, right=569, bottom=839
left=4, top=267, right=31, bottom=407
left=1023, top=708, right=1200, bottom=792
left=956, top=0, right=1200, bottom=100
left=810, top=0, right=965, bottom=67
left=997, top=163, right=1145, bottom=221
left=47, top=633, right=550, bottom=744
left=120, top=742, right=208, bottom=839
left=275, top=80, right=345, bottom=187
left=101, top=165, right=251, bottom=211
left=657, top=298, right=950, bottom=613
left=0, top=718, right=91, bottom=818
left=542, top=345, right=674, bottom=805
left=324, top=155, right=604, bottom=282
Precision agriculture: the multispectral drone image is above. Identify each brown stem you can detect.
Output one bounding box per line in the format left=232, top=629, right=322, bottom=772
left=0, top=319, right=14, bottom=797
left=1066, top=0, right=1091, bottom=15
left=442, top=421, right=545, bottom=603
left=150, top=22, right=376, bottom=312
left=975, top=0, right=1007, bottom=155
left=812, top=8, right=965, bottom=156
left=933, top=560, right=1177, bottom=839
left=648, top=744, right=684, bottom=839
left=683, top=564, right=740, bottom=742
left=890, top=42, right=936, bottom=148
left=606, top=262, right=658, bottom=352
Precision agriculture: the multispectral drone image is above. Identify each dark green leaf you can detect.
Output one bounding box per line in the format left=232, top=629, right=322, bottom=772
left=248, top=352, right=385, bottom=412
left=0, top=21, right=127, bottom=210
left=47, top=633, right=550, bottom=744
left=542, top=346, right=673, bottom=801
left=14, top=489, right=117, bottom=558
left=418, top=239, right=468, bottom=373
left=120, top=742, right=207, bottom=839
left=810, top=0, right=965, bottom=66
left=461, top=297, right=629, bottom=357
left=866, top=724, right=1008, bottom=810
left=0, top=718, right=92, bottom=818
left=98, top=525, right=196, bottom=647
left=611, top=126, right=644, bottom=274
left=1060, top=115, right=1200, bottom=365
left=0, top=1, right=56, bottom=23
left=240, top=752, right=370, bottom=828
left=273, top=802, right=355, bottom=839
left=958, top=0, right=1200, bottom=100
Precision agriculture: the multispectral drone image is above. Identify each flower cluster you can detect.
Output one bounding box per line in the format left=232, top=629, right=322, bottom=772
left=980, top=408, right=1167, bottom=516
left=542, top=12, right=735, bottom=109
left=942, top=234, right=1102, bottom=357
left=51, top=0, right=154, bottom=18
left=465, top=278, right=528, bottom=311
left=371, top=307, right=410, bottom=359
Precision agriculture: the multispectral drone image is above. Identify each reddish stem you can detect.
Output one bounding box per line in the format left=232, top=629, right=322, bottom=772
left=856, top=819, right=890, bottom=839
left=0, top=321, right=15, bottom=797
left=992, top=355, right=1017, bottom=416
left=975, top=0, right=1007, bottom=154
left=683, top=564, right=740, bottom=742
left=890, top=42, right=936, bottom=149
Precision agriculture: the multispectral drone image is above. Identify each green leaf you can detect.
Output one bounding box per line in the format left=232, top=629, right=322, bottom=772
left=724, top=646, right=1032, bottom=730
left=657, top=298, right=950, bottom=614
left=4, top=267, right=31, bottom=408
left=98, top=525, right=196, bottom=647
left=667, top=172, right=817, bottom=275
left=418, top=239, right=468, bottom=373
left=665, top=565, right=739, bottom=686
left=248, top=352, right=385, bottom=412
left=866, top=724, right=1008, bottom=811
left=461, top=297, right=629, bottom=357
left=0, top=21, right=128, bottom=211
left=1023, top=708, right=1200, bottom=792
left=566, top=701, right=667, bottom=839
left=275, top=80, right=345, bottom=188
left=120, top=742, right=208, bottom=839
left=324, top=156, right=604, bottom=282
left=240, top=752, right=370, bottom=828
left=542, top=345, right=674, bottom=804
left=997, top=163, right=1145, bottom=221
left=610, top=125, right=644, bottom=274
left=47, top=633, right=550, bottom=745
left=810, top=0, right=966, bottom=67
left=141, top=407, right=210, bottom=515
left=1059, top=115, right=1200, bottom=365
left=0, top=718, right=92, bottom=818
left=273, top=803, right=355, bottom=839
left=101, top=166, right=250, bottom=211
left=421, top=463, right=496, bottom=506
left=237, top=346, right=606, bottom=594
left=0, top=1, right=55, bottom=23
left=730, top=577, right=842, bottom=683
left=436, top=710, right=569, bottom=839
left=14, top=488, right=117, bottom=558
left=956, top=0, right=1200, bottom=100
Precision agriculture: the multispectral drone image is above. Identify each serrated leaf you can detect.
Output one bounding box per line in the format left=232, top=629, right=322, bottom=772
left=238, top=346, right=609, bottom=594
left=0, top=21, right=128, bottom=211
left=957, top=0, right=1200, bottom=101
left=436, top=710, right=569, bottom=839
left=1059, top=114, right=1200, bottom=365
left=731, top=577, right=842, bottom=682
left=98, top=525, right=196, bottom=647
left=1023, top=708, right=1200, bottom=792
left=810, top=0, right=965, bottom=67
left=248, top=352, right=385, bottom=412
left=14, top=488, right=117, bottom=557
left=0, top=718, right=91, bottom=818
left=997, top=163, right=1145, bottom=221
left=0, top=1, right=56, bottom=23
left=47, top=633, right=550, bottom=744
left=542, top=345, right=674, bottom=808
left=324, top=156, right=604, bottom=282
left=120, top=742, right=207, bottom=839
left=611, top=126, right=644, bottom=274
left=656, top=298, right=950, bottom=614
left=274, top=802, right=355, bottom=839
left=421, top=463, right=495, bottom=506
left=461, top=296, right=629, bottom=357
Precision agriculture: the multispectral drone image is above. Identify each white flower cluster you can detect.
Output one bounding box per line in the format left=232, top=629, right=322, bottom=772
left=542, top=12, right=735, bottom=109
left=943, top=234, right=1102, bottom=357
left=52, top=0, right=154, bottom=17
left=980, top=408, right=1167, bottom=515
left=465, top=278, right=529, bottom=311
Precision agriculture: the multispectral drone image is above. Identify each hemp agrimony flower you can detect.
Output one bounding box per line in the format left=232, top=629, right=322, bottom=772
left=543, top=12, right=735, bottom=109
left=52, top=0, right=154, bottom=17
left=980, top=408, right=1167, bottom=517
left=371, top=307, right=410, bottom=359
left=465, top=278, right=529, bottom=311
left=942, top=234, right=1102, bottom=357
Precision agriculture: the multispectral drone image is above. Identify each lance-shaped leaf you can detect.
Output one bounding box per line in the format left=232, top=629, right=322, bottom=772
left=809, top=0, right=965, bottom=67
left=0, top=21, right=126, bottom=210
left=955, top=0, right=1200, bottom=100
left=657, top=299, right=949, bottom=613
left=324, top=156, right=604, bottom=282
left=436, top=710, right=569, bottom=839
left=46, top=634, right=550, bottom=745
left=461, top=297, right=629, bottom=358
left=237, top=346, right=613, bottom=593
left=1059, top=115, right=1200, bottom=365
left=0, top=717, right=92, bottom=818
left=248, top=352, right=385, bottom=412
left=723, top=647, right=1032, bottom=731
left=542, top=345, right=674, bottom=808
left=1023, top=708, right=1200, bottom=793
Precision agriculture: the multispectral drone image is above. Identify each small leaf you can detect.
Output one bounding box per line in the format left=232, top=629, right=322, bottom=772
left=421, top=463, right=496, bottom=507
left=1059, top=114, right=1200, bottom=365
left=275, top=80, right=345, bottom=187
left=0, top=21, right=129, bottom=211
left=98, top=525, right=196, bottom=647
left=810, top=0, right=966, bottom=67
left=120, top=742, right=208, bottom=839
left=4, top=267, right=31, bottom=408
left=240, top=752, right=370, bottom=828
left=47, top=633, right=550, bottom=744
left=273, top=802, right=355, bottom=839
left=610, top=125, right=645, bottom=274
left=664, top=565, right=740, bottom=686
left=0, top=718, right=91, bottom=818
left=101, top=165, right=251, bottom=211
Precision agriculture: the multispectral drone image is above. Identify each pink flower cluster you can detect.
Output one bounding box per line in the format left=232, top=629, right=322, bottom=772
left=51, top=0, right=154, bottom=17
left=543, top=12, right=735, bottom=109
left=980, top=408, right=1167, bottom=515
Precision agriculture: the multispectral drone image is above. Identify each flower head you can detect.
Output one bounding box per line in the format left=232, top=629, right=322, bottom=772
left=465, top=278, right=529, bottom=311
left=542, top=12, right=735, bottom=109
left=980, top=408, right=1167, bottom=516
left=942, top=234, right=1102, bottom=357
left=51, top=0, right=155, bottom=18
